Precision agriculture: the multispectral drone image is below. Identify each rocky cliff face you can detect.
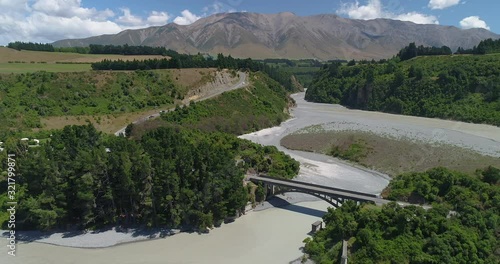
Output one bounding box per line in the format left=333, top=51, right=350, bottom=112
left=53, top=12, right=499, bottom=60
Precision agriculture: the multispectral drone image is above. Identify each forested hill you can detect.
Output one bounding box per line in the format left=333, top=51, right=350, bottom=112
left=304, top=167, right=500, bottom=263
left=0, top=124, right=298, bottom=231
left=305, top=53, right=500, bottom=126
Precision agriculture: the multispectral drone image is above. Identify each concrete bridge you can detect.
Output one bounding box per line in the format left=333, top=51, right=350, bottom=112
left=248, top=175, right=393, bottom=207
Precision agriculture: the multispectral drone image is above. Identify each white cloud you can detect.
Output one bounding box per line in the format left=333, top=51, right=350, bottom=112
left=0, top=0, right=30, bottom=12
left=115, top=8, right=143, bottom=26
left=203, top=1, right=237, bottom=14
left=338, top=0, right=383, bottom=20
left=33, top=0, right=94, bottom=18
left=174, top=1, right=240, bottom=26
left=395, top=12, right=439, bottom=25
left=0, top=9, right=123, bottom=44
left=147, top=11, right=170, bottom=26
left=27, top=12, right=123, bottom=40
left=459, top=16, right=490, bottom=30
left=173, top=10, right=201, bottom=25
left=338, top=0, right=438, bottom=24
left=428, top=0, right=460, bottom=10
left=0, top=1, right=174, bottom=45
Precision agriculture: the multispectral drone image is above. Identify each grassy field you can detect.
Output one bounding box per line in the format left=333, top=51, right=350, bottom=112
left=281, top=130, right=500, bottom=176
left=0, top=47, right=168, bottom=63
left=0, top=47, right=169, bottom=73
left=0, top=63, right=91, bottom=73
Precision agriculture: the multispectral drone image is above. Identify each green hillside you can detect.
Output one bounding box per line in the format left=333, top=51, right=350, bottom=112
left=131, top=72, right=293, bottom=137
left=163, top=73, right=290, bottom=133
left=305, top=54, right=500, bottom=126
left=0, top=70, right=186, bottom=137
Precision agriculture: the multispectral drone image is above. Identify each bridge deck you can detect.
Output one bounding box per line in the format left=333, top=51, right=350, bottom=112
left=248, top=175, right=391, bottom=205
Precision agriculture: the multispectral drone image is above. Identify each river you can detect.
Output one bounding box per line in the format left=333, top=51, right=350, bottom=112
left=5, top=92, right=500, bottom=264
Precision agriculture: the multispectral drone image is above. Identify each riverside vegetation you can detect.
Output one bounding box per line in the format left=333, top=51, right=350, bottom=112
left=0, top=123, right=298, bottom=231
left=303, top=167, right=500, bottom=263
left=300, top=40, right=500, bottom=263
left=305, top=42, right=500, bottom=126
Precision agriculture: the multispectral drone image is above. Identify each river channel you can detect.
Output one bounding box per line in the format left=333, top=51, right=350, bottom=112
left=6, top=92, right=500, bottom=264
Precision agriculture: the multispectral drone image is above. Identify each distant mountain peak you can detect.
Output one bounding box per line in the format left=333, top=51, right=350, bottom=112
left=53, top=12, right=499, bottom=60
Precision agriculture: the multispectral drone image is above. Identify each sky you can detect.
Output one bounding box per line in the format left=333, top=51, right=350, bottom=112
left=0, top=0, right=498, bottom=45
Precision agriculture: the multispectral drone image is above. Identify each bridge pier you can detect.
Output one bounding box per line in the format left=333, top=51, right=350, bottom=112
left=264, top=183, right=276, bottom=198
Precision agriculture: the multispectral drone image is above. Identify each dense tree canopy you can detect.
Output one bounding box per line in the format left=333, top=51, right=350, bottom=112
left=7, top=41, right=54, bottom=52
left=456, top=38, right=500, bottom=55
left=304, top=167, right=500, bottom=263
left=88, top=44, right=173, bottom=55
left=397, top=42, right=452, bottom=61
left=0, top=62, right=300, bottom=232
left=0, top=124, right=298, bottom=231
left=305, top=53, right=500, bottom=126
left=6, top=42, right=175, bottom=56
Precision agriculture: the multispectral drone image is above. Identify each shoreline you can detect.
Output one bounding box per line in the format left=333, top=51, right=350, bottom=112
left=1, top=193, right=321, bottom=249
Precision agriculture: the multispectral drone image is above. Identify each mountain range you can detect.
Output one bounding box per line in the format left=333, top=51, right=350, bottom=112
left=53, top=12, right=500, bottom=60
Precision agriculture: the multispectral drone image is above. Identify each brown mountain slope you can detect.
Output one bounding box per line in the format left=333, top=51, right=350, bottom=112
left=53, top=12, right=499, bottom=60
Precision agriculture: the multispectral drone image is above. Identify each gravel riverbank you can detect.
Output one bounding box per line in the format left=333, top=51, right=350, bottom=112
left=0, top=193, right=317, bottom=248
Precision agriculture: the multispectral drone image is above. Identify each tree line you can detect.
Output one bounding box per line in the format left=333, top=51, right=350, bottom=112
left=305, top=49, right=500, bottom=126
left=304, top=167, right=500, bottom=263
left=88, top=44, right=172, bottom=55
left=7, top=41, right=54, bottom=52
left=397, top=42, right=452, bottom=61
left=6, top=42, right=175, bottom=56
left=0, top=124, right=299, bottom=231
left=456, top=38, right=500, bottom=55
left=396, top=39, right=500, bottom=61
left=91, top=53, right=296, bottom=92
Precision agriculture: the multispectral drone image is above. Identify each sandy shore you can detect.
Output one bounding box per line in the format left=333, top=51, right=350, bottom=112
left=0, top=193, right=317, bottom=249
left=2, top=199, right=329, bottom=264
left=1, top=227, right=180, bottom=248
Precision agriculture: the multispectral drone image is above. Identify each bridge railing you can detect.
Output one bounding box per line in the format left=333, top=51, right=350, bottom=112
left=255, top=175, right=380, bottom=198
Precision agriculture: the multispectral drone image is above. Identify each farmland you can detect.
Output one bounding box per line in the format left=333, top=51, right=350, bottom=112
left=0, top=47, right=168, bottom=73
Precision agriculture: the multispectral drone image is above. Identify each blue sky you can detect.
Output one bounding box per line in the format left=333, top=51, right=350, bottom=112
left=0, top=0, right=497, bottom=45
